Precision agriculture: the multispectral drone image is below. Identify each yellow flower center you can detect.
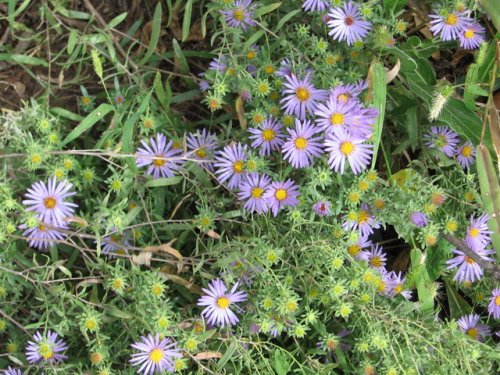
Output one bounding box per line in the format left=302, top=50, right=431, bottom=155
left=445, top=14, right=458, bottom=26
left=295, top=87, right=310, bottom=102
left=466, top=328, right=478, bottom=339
left=253, top=114, right=265, bottom=124
left=370, top=256, right=382, bottom=268
left=247, top=50, right=256, bottom=59
left=468, top=227, right=480, bottom=238
left=436, top=134, right=448, bottom=147
left=39, top=224, right=47, bottom=232
left=374, top=198, right=385, bottom=209
left=85, top=318, right=97, bottom=330
left=233, top=8, right=244, bottom=21
left=262, top=129, right=276, bottom=141
left=217, top=296, right=230, bottom=309
left=394, top=284, right=403, bottom=294
left=251, top=187, right=264, bottom=198
left=275, top=189, right=287, bottom=201
left=209, top=99, right=221, bottom=110
left=465, top=256, right=476, bottom=264
left=82, top=96, right=91, bottom=105
left=264, top=65, right=275, bottom=74
left=286, top=300, right=298, bottom=312
left=357, top=210, right=369, bottom=224
left=153, top=157, right=165, bottom=167
left=112, top=278, right=124, bottom=289
left=330, top=113, right=344, bottom=125
left=40, top=342, right=54, bottom=360
left=44, top=197, right=56, bottom=209
left=495, top=295, right=500, bottom=306
left=144, top=119, right=154, bottom=128
left=338, top=94, right=349, bottom=103
left=446, top=221, right=458, bottom=232
left=464, top=29, right=474, bottom=39
left=294, top=137, right=308, bottom=150
left=233, top=160, right=245, bottom=174
left=151, top=284, right=163, bottom=296
left=258, top=83, right=269, bottom=94
left=196, top=149, right=207, bottom=158
left=149, top=348, right=164, bottom=363
left=461, top=145, right=473, bottom=157
left=347, top=245, right=360, bottom=256
left=340, top=141, right=355, bottom=156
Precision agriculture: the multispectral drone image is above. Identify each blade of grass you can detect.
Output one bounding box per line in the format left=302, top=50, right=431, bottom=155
left=62, top=103, right=114, bottom=145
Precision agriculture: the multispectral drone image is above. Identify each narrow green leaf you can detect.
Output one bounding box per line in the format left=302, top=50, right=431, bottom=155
left=410, top=249, right=433, bottom=314
left=107, top=12, right=128, bottom=29
left=171, top=89, right=199, bottom=104
left=172, top=38, right=189, bottom=73
left=476, top=145, right=500, bottom=260
left=444, top=280, right=471, bottom=319
left=139, top=2, right=162, bottom=64
left=216, top=340, right=238, bottom=370
left=67, top=29, right=78, bottom=55
left=370, top=61, right=387, bottom=169
left=145, top=176, right=183, bottom=187
left=62, top=104, right=113, bottom=145
left=51, top=107, right=84, bottom=122
left=243, top=30, right=265, bottom=53
left=154, top=72, right=168, bottom=110
left=254, top=2, right=282, bottom=18
left=276, top=9, right=301, bottom=31
left=0, top=54, right=48, bottom=67
left=182, top=0, right=194, bottom=42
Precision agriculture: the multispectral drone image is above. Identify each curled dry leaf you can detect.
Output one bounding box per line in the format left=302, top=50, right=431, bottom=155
left=193, top=351, right=223, bottom=360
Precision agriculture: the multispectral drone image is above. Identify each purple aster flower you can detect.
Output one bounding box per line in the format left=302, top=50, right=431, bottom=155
left=248, top=116, right=285, bottom=156
left=97, top=228, right=130, bottom=257
left=240, top=88, right=253, bottom=101
left=208, top=56, right=227, bottom=73
left=343, top=204, right=380, bottom=237
left=302, top=0, right=329, bottom=12
left=237, top=173, right=271, bottom=214
left=197, top=278, right=248, bottom=327
left=220, top=0, right=256, bottom=31
left=459, top=21, right=485, bottom=49
left=329, top=81, right=368, bottom=104
left=23, top=178, right=77, bottom=226
left=277, top=58, right=293, bottom=78
left=136, top=133, right=183, bottom=179
left=387, top=271, right=412, bottom=299
left=130, top=334, right=182, bottom=374
left=466, top=213, right=492, bottom=251
left=446, top=247, right=495, bottom=283
left=313, top=200, right=331, bottom=216
left=424, top=126, right=459, bottom=157
left=455, top=141, right=476, bottom=169
left=20, top=222, right=67, bottom=250
left=410, top=211, right=428, bottom=227
left=347, top=235, right=372, bottom=260
left=199, top=80, right=210, bottom=92
left=324, top=128, right=373, bottom=175
left=429, top=11, right=470, bottom=41
left=327, top=1, right=372, bottom=46
left=282, top=119, right=323, bottom=168
left=457, top=314, right=490, bottom=341
left=367, top=244, right=387, bottom=270
left=214, top=142, right=248, bottom=189
left=488, top=288, right=500, bottom=319
left=186, top=129, right=218, bottom=172
left=25, top=330, right=68, bottom=365
left=315, top=96, right=373, bottom=137
left=3, top=367, right=22, bottom=375
left=281, top=72, right=327, bottom=120
left=263, top=179, right=300, bottom=217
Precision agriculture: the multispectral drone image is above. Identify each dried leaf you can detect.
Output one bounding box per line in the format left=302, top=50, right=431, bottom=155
left=206, top=230, right=221, bottom=240
left=193, top=352, right=223, bottom=360
left=235, top=96, right=247, bottom=130
left=159, top=270, right=203, bottom=294
left=144, top=240, right=183, bottom=260
left=385, top=58, right=400, bottom=83
left=132, top=250, right=152, bottom=266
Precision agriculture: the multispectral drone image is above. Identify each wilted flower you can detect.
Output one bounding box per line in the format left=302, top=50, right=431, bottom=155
left=136, top=133, right=183, bottom=179
left=197, top=278, right=248, bottom=327
left=25, top=330, right=68, bottom=364
left=186, top=129, right=218, bottom=171
left=130, top=334, right=182, bottom=374
left=276, top=58, right=293, bottom=78
left=327, top=1, right=372, bottom=45
left=23, top=178, right=77, bottom=226
left=457, top=314, right=490, bottom=341
left=282, top=119, right=323, bottom=168
left=343, top=204, right=380, bottom=237
left=410, top=211, right=428, bottom=227
left=208, top=55, right=227, bottom=73
left=313, top=200, right=331, bottom=216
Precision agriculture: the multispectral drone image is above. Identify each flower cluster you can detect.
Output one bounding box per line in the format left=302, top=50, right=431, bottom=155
left=425, top=126, right=476, bottom=169
left=429, top=8, right=485, bottom=49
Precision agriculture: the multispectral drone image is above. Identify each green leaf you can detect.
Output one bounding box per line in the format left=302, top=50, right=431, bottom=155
left=182, top=0, right=194, bottom=42
left=0, top=53, right=48, bottom=67
left=62, top=103, right=114, bottom=145
left=254, top=2, right=282, bottom=18
left=479, top=0, right=500, bottom=31
left=444, top=280, right=471, bottom=319
left=426, top=239, right=451, bottom=281
left=172, top=38, right=189, bottom=73
left=139, top=2, right=162, bottom=64
left=476, top=145, right=500, bottom=260
left=67, top=29, right=78, bottom=55
left=243, top=29, right=265, bottom=53
left=51, top=107, right=84, bottom=122
left=145, top=176, right=183, bottom=187
left=274, top=349, right=291, bottom=375
left=384, top=0, right=408, bottom=14
left=410, top=249, right=433, bottom=314
left=171, top=89, right=199, bottom=104
left=216, top=339, right=238, bottom=370
left=276, top=9, right=301, bottom=31
left=369, top=61, right=387, bottom=169
left=107, top=12, right=128, bottom=29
